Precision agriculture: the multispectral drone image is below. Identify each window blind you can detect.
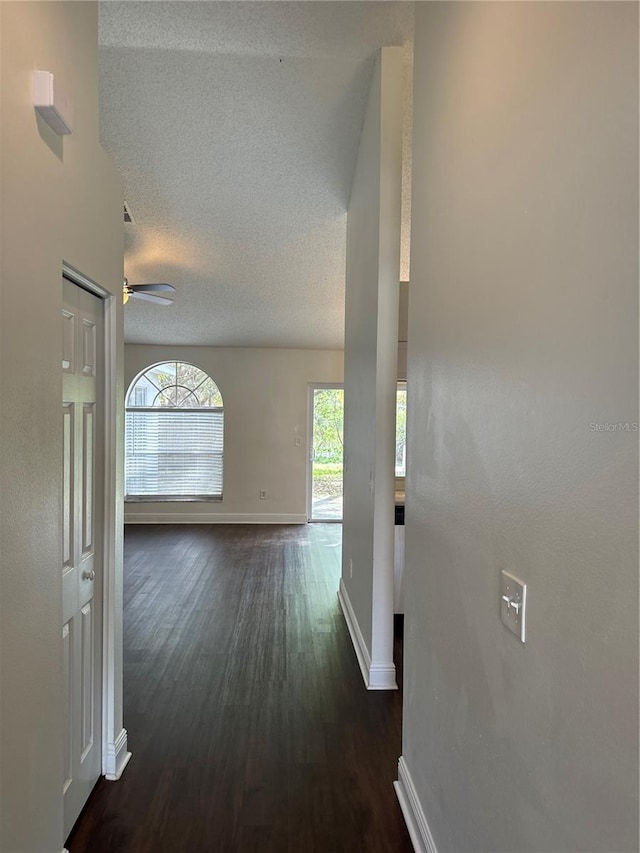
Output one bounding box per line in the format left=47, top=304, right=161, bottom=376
left=125, top=409, right=223, bottom=498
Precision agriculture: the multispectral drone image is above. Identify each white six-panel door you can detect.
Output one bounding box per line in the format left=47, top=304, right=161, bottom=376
left=62, top=279, right=104, bottom=838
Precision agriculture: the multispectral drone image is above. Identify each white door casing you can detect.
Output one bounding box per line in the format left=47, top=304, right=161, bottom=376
left=62, top=280, right=104, bottom=837
left=307, top=383, right=344, bottom=522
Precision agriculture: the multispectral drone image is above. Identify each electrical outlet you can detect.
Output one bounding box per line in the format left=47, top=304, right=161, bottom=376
left=259, top=489, right=267, bottom=500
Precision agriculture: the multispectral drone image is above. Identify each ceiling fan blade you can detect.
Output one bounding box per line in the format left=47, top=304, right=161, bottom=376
left=130, top=291, right=174, bottom=306
left=130, top=283, right=176, bottom=293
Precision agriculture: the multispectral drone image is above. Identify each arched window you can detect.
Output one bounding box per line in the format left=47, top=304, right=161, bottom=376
left=125, top=362, right=223, bottom=500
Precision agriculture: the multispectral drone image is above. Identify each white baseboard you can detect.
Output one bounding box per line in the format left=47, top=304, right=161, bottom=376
left=338, top=579, right=371, bottom=688
left=104, top=727, right=132, bottom=781
left=124, top=512, right=308, bottom=525
left=394, top=756, right=438, bottom=853
left=338, top=579, right=397, bottom=691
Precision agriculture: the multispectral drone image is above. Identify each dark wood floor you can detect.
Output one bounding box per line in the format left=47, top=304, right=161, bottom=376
left=67, top=524, right=411, bottom=853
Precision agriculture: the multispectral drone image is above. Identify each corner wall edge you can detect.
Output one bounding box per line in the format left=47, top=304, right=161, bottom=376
left=395, top=756, right=438, bottom=853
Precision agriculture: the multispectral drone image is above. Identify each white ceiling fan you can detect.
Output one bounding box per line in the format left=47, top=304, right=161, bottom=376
left=123, top=278, right=176, bottom=306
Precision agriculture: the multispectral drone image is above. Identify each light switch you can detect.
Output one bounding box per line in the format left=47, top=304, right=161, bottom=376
left=500, top=570, right=527, bottom=643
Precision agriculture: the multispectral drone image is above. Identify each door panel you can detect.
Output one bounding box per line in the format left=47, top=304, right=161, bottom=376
left=62, top=622, right=73, bottom=794
left=82, top=318, right=96, bottom=376
left=80, top=602, right=94, bottom=759
left=62, top=309, right=74, bottom=372
left=63, top=404, right=74, bottom=569
left=62, top=280, right=104, bottom=838
left=82, top=404, right=94, bottom=555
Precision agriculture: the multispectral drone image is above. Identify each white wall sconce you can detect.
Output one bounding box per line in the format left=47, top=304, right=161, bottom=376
left=33, top=71, right=73, bottom=135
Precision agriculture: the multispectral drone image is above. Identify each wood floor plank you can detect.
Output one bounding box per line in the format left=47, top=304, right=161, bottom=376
left=67, top=523, right=411, bottom=852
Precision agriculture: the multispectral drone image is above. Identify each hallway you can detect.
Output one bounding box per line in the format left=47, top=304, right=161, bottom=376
left=67, top=524, right=411, bottom=852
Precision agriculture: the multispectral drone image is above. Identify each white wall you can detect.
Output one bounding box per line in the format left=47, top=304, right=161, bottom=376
left=340, top=48, right=403, bottom=689
left=0, top=3, right=124, bottom=851
left=399, top=3, right=638, bottom=852
left=125, top=345, right=343, bottom=522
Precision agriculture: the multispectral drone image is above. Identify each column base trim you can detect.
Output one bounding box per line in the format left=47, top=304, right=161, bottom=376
left=338, top=579, right=397, bottom=690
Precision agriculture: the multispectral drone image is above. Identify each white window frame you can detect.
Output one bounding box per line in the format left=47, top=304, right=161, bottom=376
left=125, top=362, right=224, bottom=502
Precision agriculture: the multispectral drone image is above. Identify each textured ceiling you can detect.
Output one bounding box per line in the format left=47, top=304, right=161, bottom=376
left=98, top=1, right=413, bottom=348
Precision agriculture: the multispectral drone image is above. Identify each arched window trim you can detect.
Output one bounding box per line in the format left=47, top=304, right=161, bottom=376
left=125, top=362, right=224, bottom=502
left=126, top=361, right=223, bottom=410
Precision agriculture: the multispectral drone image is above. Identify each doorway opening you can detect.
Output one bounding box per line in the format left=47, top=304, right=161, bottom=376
left=308, top=385, right=344, bottom=522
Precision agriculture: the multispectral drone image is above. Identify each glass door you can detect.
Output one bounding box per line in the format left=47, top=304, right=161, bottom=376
left=309, top=386, right=344, bottom=521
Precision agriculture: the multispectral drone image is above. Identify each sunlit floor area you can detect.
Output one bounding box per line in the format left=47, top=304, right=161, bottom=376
left=67, top=523, right=410, bottom=852
left=311, top=494, right=343, bottom=521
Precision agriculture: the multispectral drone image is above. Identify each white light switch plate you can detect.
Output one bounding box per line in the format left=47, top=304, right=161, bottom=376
left=501, top=570, right=527, bottom=642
